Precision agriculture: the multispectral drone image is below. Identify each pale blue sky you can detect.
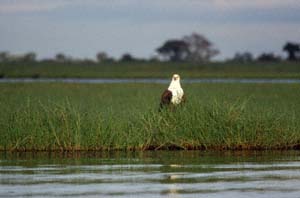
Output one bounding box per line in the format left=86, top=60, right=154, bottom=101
left=0, top=0, right=300, bottom=60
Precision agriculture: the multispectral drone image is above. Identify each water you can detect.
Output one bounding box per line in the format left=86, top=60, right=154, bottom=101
left=1, top=78, right=300, bottom=84
left=1, top=151, right=300, bottom=198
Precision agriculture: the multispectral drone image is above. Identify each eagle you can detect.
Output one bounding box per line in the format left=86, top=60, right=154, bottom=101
left=160, top=74, right=185, bottom=110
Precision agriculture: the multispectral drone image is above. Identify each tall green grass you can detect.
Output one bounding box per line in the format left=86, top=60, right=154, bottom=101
left=0, top=83, right=299, bottom=151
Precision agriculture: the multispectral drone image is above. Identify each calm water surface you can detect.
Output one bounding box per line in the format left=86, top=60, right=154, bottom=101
left=1, top=151, right=300, bottom=198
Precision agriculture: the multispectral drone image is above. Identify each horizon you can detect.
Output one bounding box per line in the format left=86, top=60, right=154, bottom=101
left=0, top=0, right=300, bottom=60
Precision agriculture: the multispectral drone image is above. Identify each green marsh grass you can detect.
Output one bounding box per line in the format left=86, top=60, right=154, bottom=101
left=0, top=83, right=299, bottom=151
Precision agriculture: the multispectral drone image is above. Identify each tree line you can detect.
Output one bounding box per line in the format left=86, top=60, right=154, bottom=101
left=0, top=33, right=299, bottom=64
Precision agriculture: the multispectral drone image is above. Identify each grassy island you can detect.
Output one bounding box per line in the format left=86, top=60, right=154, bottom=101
left=1, top=83, right=299, bottom=151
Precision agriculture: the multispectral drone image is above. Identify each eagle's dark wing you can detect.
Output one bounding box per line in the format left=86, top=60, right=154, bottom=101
left=159, top=89, right=172, bottom=109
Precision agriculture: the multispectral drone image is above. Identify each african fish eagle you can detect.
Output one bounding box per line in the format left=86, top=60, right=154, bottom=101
left=160, top=74, right=185, bottom=109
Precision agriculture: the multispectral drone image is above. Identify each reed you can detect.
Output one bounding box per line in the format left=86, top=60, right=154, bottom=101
left=0, top=83, right=299, bottom=151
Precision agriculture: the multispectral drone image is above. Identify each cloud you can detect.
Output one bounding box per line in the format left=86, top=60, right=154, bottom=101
left=0, top=0, right=70, bottom=13
left=213, top=0, right=300, bottom=9
left=1, top=0, right=299, bottom=14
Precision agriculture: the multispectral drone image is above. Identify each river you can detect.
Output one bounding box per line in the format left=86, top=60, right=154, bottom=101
left=1, top=151, right=300, bottom=197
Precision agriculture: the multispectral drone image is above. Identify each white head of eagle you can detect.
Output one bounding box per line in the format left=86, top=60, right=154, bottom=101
left=160, top=74, right=185, bottom=109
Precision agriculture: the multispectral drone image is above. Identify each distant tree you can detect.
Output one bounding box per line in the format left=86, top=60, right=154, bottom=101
left=257, top=53, right=281, bottom=62
left=55, top=53, right=67, bottom=62
left=96, top=52, right=108, bottom=63
left=22, top=52, right=36, bottom=62
left=120, top=53, right=135, bottom=62
left=0, top=51, right=9, bottom=62
left=232, top=52, right=254, bottom=63
left=149, top=55, right=160, bottom=62
left=105, top=57, right=115, bottom=63
left=156, top=39, right=189, bottom=62
left=156, top=33, right=219, bottom=62
left=283, top=42, right=300, bottom=61
left=82, top=58, right=96, bottom=64
left=183, top=33, right=219, bottom=62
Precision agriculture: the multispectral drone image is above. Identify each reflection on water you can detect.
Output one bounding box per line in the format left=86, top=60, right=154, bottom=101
left=1, top=151, right=300, bottom=198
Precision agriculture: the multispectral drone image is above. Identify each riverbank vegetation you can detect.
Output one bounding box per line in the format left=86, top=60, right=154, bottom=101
left=1, top=83, right=299, bottom=151
left=1, top=61, right=300, bottom=79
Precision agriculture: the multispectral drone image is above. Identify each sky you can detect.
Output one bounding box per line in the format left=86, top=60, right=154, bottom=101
left=0, top=0, right=300, bottom=60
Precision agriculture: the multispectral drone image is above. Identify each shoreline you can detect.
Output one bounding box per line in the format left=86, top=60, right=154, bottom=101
left=2, top=144, right=300, bottom=152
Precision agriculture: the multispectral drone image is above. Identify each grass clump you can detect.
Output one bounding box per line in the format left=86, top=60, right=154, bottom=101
left=0, top=83, right=299, bottom=151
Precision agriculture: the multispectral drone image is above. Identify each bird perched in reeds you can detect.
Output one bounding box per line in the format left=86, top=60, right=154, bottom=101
left=159, top=74, right=185, bottom=110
